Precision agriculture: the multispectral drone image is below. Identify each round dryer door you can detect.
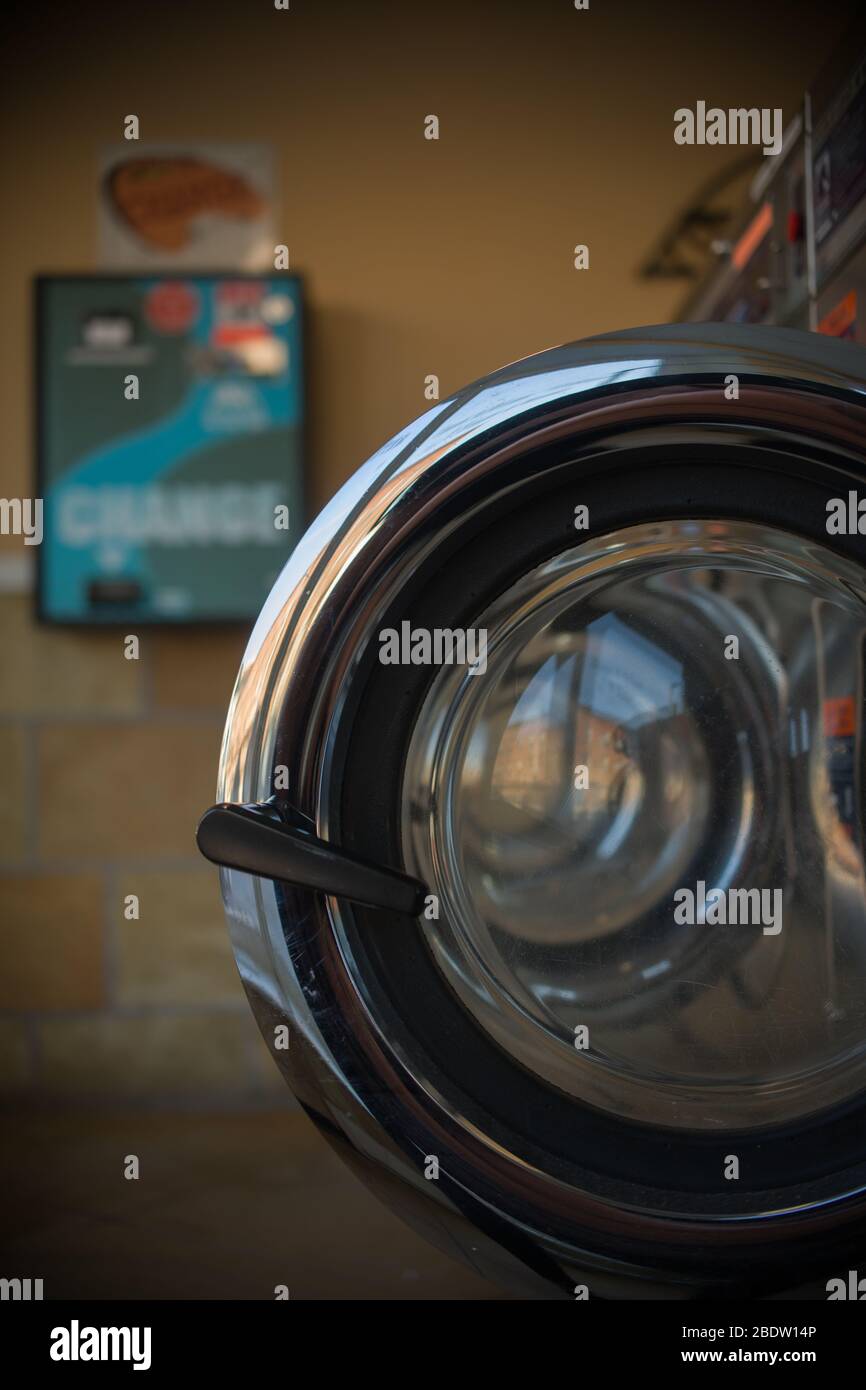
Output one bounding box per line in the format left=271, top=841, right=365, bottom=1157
left=198, top=323, right=866, bottom=1299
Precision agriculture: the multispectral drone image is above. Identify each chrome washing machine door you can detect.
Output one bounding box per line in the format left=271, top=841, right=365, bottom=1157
left=198, top=323, right=866, bottom=1299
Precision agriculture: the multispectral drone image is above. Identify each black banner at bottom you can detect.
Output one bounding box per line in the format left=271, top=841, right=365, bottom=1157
left=2, top=1297, right=864, bottom=1376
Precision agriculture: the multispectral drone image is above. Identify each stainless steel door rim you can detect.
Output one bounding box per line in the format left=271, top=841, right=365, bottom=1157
left=202, top=323, right=866, bottom=1298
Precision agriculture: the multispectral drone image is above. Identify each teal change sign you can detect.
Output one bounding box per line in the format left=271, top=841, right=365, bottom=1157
left=37, top=274, right=304, bottom=623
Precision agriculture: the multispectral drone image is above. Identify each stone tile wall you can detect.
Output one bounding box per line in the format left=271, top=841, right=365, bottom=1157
left=0, top=595, right=285, bottom=1105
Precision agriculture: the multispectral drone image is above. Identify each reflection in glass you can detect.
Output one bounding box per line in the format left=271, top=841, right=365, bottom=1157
left=402, top=521, right=866, bottom=1130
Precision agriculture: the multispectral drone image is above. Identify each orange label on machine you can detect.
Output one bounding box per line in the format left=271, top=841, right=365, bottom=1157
left=818, top=291, right=857, bottom=339
left=823, top=696, right=856, bottom=736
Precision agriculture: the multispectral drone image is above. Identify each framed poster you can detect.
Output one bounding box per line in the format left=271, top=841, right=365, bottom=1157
left=36, top=274, right=304, bottom=625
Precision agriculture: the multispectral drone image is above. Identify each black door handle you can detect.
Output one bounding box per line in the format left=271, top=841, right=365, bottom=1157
left=196, top=800, right=427, bottom=916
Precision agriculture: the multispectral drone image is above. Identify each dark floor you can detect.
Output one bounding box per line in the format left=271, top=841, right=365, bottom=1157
left=0, top=1108, right=506, bottom=1300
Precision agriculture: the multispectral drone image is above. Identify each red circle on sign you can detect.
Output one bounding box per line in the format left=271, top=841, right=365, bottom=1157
left=145, top=281, right=200, bottom=334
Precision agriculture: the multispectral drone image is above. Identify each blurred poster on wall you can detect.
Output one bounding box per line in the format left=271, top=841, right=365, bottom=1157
left=36, top=274, right=304, bottom=624
left=98, top=144, right=277, bottom=270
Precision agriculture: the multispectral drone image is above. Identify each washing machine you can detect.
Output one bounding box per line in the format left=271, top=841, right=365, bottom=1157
left=199, top=322, right=866, bottom=1300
